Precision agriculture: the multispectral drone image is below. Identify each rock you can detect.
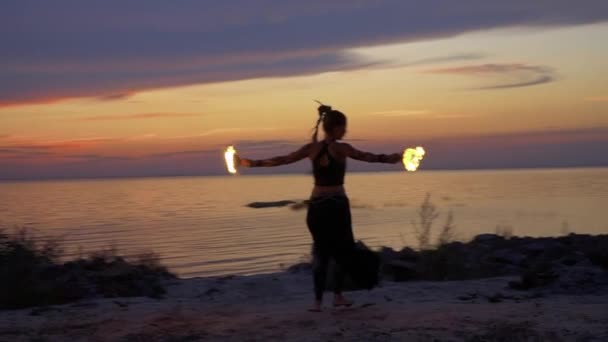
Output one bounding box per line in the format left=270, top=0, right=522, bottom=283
left=204, top=287, right=221, bottom=296
left=486, top=293, right=505, bottom=303
left=472, top=234, right=503, bottom=243
left=547, top=262, right=608, bottom=293
left=509, top=270, right=558, bottom=290
left=558, top=252, right=586, bottom=267
left=521, top=240, right=557, bottom=254
left=397, top=247, right=419, bottom=262
left=382, top=259, right=417, bottom=282
left=286, top=262, right=311, bottom=273
left=487, top=249, right=527, bottom=266
left=379, top=247, right=400, bottom=261
left=284, top=233, right=608, bottom=290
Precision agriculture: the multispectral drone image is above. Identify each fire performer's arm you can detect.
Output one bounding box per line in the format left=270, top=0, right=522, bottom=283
left=239, top=143, right=312, bottom=167
left=344, top=144, right=401, bottom=164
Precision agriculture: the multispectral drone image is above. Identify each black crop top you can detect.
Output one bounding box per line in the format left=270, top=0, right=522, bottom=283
left=312, top=141, right=346, bottom=186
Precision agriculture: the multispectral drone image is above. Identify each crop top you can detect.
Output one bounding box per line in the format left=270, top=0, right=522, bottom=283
left=312, top=141, right=346, bottom=186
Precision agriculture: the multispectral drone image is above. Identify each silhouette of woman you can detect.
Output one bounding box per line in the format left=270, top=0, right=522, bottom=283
left=237, top=105, right=401, bottom=312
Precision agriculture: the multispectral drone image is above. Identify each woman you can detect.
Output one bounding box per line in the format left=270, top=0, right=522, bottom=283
left=237, top=105, right=402, bottom=312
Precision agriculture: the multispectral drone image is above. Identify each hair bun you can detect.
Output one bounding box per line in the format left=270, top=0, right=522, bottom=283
left=318, top=105, right=332, bottom=115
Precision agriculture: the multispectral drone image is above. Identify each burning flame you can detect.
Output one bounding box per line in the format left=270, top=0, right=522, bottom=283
left=224, top=145, right=237, bottom=174
left=403, top=146, right=425, bottom=171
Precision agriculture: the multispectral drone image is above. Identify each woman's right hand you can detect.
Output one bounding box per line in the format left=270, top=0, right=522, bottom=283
left=235, top=154, right=252, bottom=167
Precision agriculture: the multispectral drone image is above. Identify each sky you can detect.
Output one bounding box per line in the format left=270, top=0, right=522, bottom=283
left=1, top=1, right=607, bottom=180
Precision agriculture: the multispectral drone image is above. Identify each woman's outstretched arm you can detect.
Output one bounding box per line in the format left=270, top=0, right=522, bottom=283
left=344, top=143, right=401, bottom=164
left=239, top=143, right=312, bottom=167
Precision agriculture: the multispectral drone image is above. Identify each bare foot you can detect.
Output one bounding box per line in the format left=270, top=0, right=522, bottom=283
left=308, top=301, right=322, bottom=312
left=333, top=294, right=354, bottom=307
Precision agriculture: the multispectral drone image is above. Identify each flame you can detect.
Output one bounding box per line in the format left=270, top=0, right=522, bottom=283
left=224, top=145, right=237, bottom=174
left=403, top=146, right=425, bottom=171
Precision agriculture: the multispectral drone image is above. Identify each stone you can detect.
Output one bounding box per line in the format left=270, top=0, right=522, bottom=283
left=382, top=260, right=417, bottom=282
left=286, top=262, right=311, bottom=273
left=487, top=249, right=527, bottom=266
left=397, top=247, right=419, bottom=262
left=472, top=234, right=503, bottom=243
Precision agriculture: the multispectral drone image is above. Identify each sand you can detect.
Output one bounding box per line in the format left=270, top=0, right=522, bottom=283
left=1, top=272, right=607, bottom=341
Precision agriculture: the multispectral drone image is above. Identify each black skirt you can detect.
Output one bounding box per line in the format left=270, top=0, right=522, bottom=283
left=306, top=194, right=380, bottom=290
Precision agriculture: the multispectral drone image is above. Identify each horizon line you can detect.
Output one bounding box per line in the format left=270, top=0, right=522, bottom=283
left=1, top=164, right=607, bottom=183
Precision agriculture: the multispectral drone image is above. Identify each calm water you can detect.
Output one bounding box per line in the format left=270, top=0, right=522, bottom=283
left=1, top=168, right=607, bottom=278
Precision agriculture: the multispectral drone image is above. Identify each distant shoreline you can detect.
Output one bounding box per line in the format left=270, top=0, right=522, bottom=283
left=1, top=165, right=606, bottom=183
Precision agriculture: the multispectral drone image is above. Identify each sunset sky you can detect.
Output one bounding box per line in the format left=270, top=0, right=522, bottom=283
left=1, top=1, right=607, bottom=180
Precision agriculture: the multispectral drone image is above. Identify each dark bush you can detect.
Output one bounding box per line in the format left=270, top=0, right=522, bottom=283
left=0, top=228, right=175, bottom=310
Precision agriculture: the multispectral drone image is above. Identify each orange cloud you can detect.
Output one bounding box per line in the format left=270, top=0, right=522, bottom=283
left=584, top=96, right=608, bottom=102
left=0, top=96, right=69, bottom=109
left=81, top=112, right=201, bottom=121
left=2, top=137, right=117, bottom=151
left=370, top=109, right=431, bottom=117
left=426, top=63, right=555, bottom=89
left=96, top=92, right=135, bottom=101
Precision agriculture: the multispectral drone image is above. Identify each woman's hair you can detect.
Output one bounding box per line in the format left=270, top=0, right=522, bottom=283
left=312, top=109, right=347, bottom=142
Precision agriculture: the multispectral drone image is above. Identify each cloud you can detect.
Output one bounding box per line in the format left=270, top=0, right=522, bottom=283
left=0, top=148, right=54, bottom=157
left=427, top=63, right=555, bottom=89
left=584, top=96, right=608, bottom=102
left=8, top=137, right=117, bottom=150
left=61, top=154, right=132, bottom=162
left=96, top=93, right=134, bottom=101
left=124, top=133, right=158, bottom=141
left=233, top=139, right=304, bottom=151
left=168, top=127, right=278, bottom=140
left=0, top=51, right=377, bottom=108
left=147, top=149, right=220, bottom=159
left=0, top=146, right=57, bottom=161
left=1, top=1, right=607, bottom=106
left=81, top=112, right=201, bottom=121
left=401, top=53, right=488, bottom=67
left=369, top=110, right=477, bottom=119
left=371, top=109, right=431, bottom=117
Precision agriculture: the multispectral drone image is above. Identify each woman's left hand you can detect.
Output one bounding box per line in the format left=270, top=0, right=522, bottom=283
left=386, top=153, right=401, bottom=164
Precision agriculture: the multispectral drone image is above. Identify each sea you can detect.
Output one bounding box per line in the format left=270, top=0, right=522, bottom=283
left=1, top=167, right=607, bottom=278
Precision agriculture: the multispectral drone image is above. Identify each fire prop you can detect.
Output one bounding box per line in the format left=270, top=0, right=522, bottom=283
left=403, top=146, right=425, bottom=171
left=224, top=145, right=237, bottom=174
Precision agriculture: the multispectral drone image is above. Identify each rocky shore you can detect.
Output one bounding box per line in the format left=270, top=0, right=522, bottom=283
left=287, top=233, right=608, bottom=295
left=1, top=233, right=607, bottom=341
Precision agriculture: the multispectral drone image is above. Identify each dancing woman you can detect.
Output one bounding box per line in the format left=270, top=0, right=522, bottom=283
left=237, top=105, right=401, bottom=311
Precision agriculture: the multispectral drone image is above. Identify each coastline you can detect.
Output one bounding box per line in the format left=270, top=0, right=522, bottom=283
left=2, top=232, right=607, bottom=341
left=1, top=271, right=607, bottom=341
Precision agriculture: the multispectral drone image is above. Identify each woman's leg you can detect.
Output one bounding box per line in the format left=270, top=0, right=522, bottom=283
left=332, top=263, right=345, bottom=295
left=306, top=200, right=332, bottom=308
left=332, top=196, right=380, bottom=290
left=327, top=196, right=357, bottom=303
left=312, top=244, right=330, bottom=302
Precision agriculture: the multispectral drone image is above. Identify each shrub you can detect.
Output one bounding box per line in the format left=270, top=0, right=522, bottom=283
left=0, top=227, right=175, bottom=310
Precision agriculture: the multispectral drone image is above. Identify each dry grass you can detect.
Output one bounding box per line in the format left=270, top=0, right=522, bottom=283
left=410, top=193, right=457, bottom=250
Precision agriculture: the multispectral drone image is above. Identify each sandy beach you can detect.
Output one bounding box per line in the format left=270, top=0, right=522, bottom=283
left=1, top=270, right=607, bottom=341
